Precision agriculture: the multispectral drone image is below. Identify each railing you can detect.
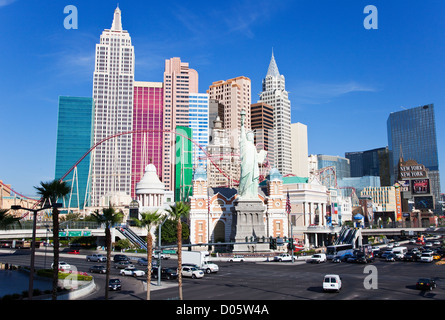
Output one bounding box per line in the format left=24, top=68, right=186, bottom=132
left=5, top=220, right=101, bottom=230
left=116, top=225, right=146, bottom=250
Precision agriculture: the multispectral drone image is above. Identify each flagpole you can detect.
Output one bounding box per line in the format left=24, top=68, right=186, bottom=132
left=286, top=189, right=294, bottom=263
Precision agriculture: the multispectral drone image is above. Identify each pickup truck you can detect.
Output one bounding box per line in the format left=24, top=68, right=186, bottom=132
left=273, top=253, right=292, bottom=262
left=86, top=254, right=107, bottom=262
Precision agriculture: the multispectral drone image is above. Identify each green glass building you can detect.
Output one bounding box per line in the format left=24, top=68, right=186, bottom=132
left=175, top=126, right=193, bottom=202
left=55, top=96, right=95, bottom=210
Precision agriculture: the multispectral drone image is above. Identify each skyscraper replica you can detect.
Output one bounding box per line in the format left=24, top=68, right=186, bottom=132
left=162, top=57, right=198, bottom=193
left=207, top=76, right=252, bottom=186
left=55, top=96, right=94, bottom=210
left=188, top=93, right=209, bottom=168
left=206, top=116, right=238, bottom=187
left=91, top=7, right=135, bottom=206
left=387, top=104, right=441, bottom=214
left=207, top=76, right=252, bottom=150
left=258, top=51, right=292, bottom=175
left=291, top=122, right=309, bottom=177
left=131, top=81, right=164, bottom=199
left=251, top=102, right=274, bottom=168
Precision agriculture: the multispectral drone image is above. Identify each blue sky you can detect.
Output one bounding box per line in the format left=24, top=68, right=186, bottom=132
left=0, top=0, right=444, bottom=197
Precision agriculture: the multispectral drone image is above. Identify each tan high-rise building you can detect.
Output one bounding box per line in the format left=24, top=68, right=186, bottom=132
left=207, top=76, right=251, bottom=150
left=291, top=122, right=309, bottom=177
left=206, top=116, right=239, bottom=187
left=162, top=57, right=199, bottom=192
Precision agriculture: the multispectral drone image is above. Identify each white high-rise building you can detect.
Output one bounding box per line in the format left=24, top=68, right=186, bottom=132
left=91, top=6, right=135, bottom=206
left=258, top=51, right=292, bottom=175
left=189, top=93, right=209, bottom=168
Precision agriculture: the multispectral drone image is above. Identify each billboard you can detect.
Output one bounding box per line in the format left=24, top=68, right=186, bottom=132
left=414, top=196, right=434, bottom=210
left=399, top=163, right=427, bottom=178
left=411, top=179, right=430, bottom=195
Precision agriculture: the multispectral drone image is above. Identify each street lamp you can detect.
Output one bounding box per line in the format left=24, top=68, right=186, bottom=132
left=11, top=203, right=62, bottom=300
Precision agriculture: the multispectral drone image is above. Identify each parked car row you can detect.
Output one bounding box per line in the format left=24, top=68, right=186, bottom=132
left=375, top=245, right=443, bottom=263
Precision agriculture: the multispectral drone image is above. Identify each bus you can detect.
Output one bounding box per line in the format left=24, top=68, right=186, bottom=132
left=0, top=240, right=40, bottom=249
left=326, top=244, right=353, bottom=260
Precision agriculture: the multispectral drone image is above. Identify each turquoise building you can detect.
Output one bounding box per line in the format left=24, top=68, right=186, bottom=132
left=55, top=96, right=94, bottom=210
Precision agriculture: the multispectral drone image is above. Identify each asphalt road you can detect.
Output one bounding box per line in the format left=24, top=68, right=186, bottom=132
left=1, top=248, right=444, bottom=301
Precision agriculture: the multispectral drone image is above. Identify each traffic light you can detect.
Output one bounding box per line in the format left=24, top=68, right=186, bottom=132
left=288, top=241, right=294, bottom=251
left=269, top=237, right=277, bottom=250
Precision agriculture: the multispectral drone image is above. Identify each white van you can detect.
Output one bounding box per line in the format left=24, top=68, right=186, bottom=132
left=392, top=246, right=407, bottom=259
left=323, top=274, right=342, bottom=292
left=309, top=253, right=327, bottom=263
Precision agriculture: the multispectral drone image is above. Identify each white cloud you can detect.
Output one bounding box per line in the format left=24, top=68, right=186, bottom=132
left=171, top=0, right=290, bottom=41
left=291, top=81, right=377, bottom=106
left=0, top=0, right=16, bottom=7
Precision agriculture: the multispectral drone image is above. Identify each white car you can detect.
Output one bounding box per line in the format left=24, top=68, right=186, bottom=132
left=182, top=266, right=204, bottom=279
left=120, top=267, right=145, bottom=277
left=273, top=254, right=292, bottom=262
left=52, top=262, right=71, bottom=270
left=228, top=255, right=245, bottom=262
left=323, top=274, right=342, bottom=292
left=420, top=252, right=434, bottom=263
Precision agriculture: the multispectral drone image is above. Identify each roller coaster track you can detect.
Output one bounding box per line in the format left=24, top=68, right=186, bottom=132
left=59, top=128, right=240, bottom=185
left=6, top=128, right=270, bottom=218
left=0, top=181, right=39, bottom=203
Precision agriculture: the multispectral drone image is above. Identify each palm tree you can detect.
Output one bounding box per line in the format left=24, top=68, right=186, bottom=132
left=166, top=201, right=190, bottom=300
left=132, top=210, right=162, bottom=300
left=0, top=209, right=21, bottom=230
left=91, top=204, right=123, bottom=300
left=34, top=179, right=70, bottom=300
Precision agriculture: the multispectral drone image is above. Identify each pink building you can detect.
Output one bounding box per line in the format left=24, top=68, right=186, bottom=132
left=131, top=81, right=164, bottom=199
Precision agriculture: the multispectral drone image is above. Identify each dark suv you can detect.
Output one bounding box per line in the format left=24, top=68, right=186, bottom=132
left=113, top=254, right=129, bottom=262
left=152, top=267, right=178, bottom=280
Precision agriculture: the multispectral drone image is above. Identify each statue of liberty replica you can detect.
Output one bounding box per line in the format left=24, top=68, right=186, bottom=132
left=231, top=109, right=270, bottom=252
left=238, top=109, right=267, bottom=199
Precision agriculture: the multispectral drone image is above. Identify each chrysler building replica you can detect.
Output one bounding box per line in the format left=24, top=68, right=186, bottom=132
left=258, top=51, right=292, bottom=175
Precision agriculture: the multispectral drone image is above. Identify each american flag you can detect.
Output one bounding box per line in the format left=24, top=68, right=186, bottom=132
left=286, top=190, right=291, bottom=215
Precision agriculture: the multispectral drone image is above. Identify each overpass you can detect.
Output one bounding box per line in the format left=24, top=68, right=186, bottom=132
left=0, top=223, right=147, bottom=247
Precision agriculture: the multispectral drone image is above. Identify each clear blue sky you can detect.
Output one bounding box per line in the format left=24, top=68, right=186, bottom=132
left=0, top=0, right=444, bottom=197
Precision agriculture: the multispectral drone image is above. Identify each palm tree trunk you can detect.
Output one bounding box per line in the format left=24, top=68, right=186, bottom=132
left=177, top=220, right=183, bottom=300
left=146, top=233, right=153, bottom=300
left=52, top=208, right=59, bottom=300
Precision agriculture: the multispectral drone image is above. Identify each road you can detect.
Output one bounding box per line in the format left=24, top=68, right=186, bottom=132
left=1, top=248, right=444, bottom=301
